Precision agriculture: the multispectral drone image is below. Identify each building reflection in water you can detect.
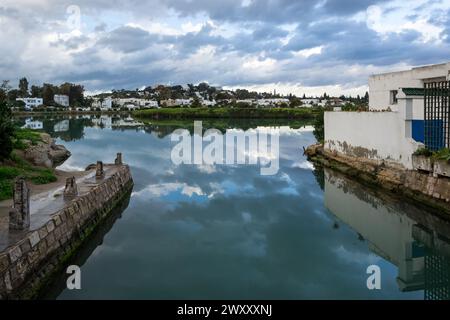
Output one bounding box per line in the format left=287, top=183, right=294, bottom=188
left=323, top=168, right=450, bottom=300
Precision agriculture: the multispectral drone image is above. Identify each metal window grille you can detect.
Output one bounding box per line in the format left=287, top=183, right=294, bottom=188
left=424, top=81, right=450, bottom=151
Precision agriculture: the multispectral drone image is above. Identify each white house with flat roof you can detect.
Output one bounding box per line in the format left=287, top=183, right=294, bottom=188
left=16, top=97, right=43, bottom=110
left=369, top=62, right=450, bottom=111
left=92, top=97, right=113, bottom=110
left=323, top=62, right=450, bottom=169
left=54, top=94, right=70, bottom=107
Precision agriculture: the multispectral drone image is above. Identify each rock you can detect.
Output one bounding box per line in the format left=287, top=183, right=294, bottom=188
left=24, top=133, right=71, bottom=168
left=49, top=145, right=71, bottom=167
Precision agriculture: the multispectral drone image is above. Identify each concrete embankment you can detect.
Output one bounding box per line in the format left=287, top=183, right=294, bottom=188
left=306, top=144, right=450, bottom=217
left=0, top=160, right=133, bottom=299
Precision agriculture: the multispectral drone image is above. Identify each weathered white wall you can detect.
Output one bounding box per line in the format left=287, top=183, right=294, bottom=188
left=369, top=62, right=450, bottom=111
left=324, top=112, right=422, bottom=169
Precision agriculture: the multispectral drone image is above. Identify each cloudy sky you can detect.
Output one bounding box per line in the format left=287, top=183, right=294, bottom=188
left=1, top=0, right=449, bottom=96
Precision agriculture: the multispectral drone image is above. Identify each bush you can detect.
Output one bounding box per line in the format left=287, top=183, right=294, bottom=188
left=413, top=147, right=433, bottom=157
left=433, top=148, right=450, bottom=162
left=0, top=100, right=14, bottom=161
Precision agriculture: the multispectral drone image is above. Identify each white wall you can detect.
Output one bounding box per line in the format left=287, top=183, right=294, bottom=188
left=54, top=95, right=70, bottom=107
left=324, top=112, right=422, bottom=169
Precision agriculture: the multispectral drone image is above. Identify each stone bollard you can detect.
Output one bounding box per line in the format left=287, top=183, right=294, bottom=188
left=64, top=176, right=78, bottom=198
left=115, top=153, right=123, bottom=165
left=96, top=161, right=104, bottom=178
left=9, top=177, right=30, bottom=230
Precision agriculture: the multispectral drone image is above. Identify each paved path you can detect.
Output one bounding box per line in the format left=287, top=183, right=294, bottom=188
left=0, top=165, right=120, bottom=251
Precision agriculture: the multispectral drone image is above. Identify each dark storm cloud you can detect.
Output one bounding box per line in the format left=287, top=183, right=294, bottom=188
left=97, top=26, right=158, bottom=53
left=1, top=0, right=449, bottom=92
left=165, top=0, right=389, bottom=24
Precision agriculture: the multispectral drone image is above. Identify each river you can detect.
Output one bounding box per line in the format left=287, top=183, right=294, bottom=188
left=14, top=114, right=450, bottom=300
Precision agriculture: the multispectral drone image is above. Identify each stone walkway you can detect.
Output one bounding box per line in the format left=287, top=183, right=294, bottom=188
left=0, top=165, right=121, bottom=251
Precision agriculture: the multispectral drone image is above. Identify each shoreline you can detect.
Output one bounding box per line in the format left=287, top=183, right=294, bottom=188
left=306, top=144, right=450, bottom=218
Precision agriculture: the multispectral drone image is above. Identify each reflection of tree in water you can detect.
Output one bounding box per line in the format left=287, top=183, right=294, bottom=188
left=312, top=163, right=325, bottom=191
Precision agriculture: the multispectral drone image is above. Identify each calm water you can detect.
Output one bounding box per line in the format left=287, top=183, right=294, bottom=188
left=15, top=115, right=450, bottom=300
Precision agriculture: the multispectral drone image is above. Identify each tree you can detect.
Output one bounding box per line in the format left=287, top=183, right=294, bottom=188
left=190, top=96, right=202, bottom=108
left=364, top=91, right=369, bottom=103
left=289, top=97, right=303, bottom=108
left=18, top=77, right=29, bottom=97
left=31, top=85, right=43, bottom=98
left=7, top=89, right=19, bottom=102
left=0, top=80, right=12, bottom=102
left=59, top=82, right=84, bottom=107
left=0, top=100, right=14, bottom=161
left=42, top=83, right=56, bottom=105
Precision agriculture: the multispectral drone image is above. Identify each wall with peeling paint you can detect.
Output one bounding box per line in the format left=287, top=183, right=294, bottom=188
left=324, top=111, right=422, bottom=169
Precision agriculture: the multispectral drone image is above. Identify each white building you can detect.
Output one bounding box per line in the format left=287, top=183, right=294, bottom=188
left=301, top=98, right=320, bottom=105
left=114, top=98, right=159, bottom=109
left=235, top=98, right=289, bottom=107
left=369, top=62, right=450, bottom=111
left=202, top=99, right=217, bottom=106
left=54, top=94, right=70, bottom=107
left=16, top=97, right=43, bottom=110
left=323, top=62, right=450, bottom=169
left=92, top=97, right=113, bottom=110
left=161, top=98, right=193, bottom=107
left=175, top=99, right=192, bottom=106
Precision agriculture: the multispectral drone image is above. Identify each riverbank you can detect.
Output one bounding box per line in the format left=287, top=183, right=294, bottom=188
left=0, top=130, right=70, bottom=201
left=306, top=144, right=450, bottom=217
left=134, top=107, right=320, bottom=120
left=0, top=162, right=133, bottom=299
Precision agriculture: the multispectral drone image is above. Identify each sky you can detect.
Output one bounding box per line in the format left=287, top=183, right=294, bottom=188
left=1, top=0, right=450, bottom=96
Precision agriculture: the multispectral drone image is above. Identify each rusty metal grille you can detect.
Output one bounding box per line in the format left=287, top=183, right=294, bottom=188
left=424, top=81, right=450, bottom=151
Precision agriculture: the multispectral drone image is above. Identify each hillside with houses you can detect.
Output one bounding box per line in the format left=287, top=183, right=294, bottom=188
left=1, top=79, right=368, bottom=112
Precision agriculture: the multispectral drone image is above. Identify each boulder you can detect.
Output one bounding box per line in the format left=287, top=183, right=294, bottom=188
left=24, top=133, right=71, bottom=168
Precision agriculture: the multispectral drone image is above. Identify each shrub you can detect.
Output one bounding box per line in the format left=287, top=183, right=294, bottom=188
left=413, top=147, right=433, bottom=157
left=0, top=100, right=14, bottom=160
left=433, top=148, right=450, bottom=162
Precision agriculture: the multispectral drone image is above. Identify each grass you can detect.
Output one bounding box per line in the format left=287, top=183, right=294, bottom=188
left=1, top=127, right=58, bottom=200
left=134, top=107, right=320, bottom=120
left=12, top=128, right=43, bottom=150
left=0, top=152, right=57, bottom=201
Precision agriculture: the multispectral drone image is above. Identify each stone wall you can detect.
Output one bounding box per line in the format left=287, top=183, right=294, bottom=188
left=0, top=164, right=133, bottom=299
left=306, top=144, right=450, bottom=216
left=324, top=111, right=422, bottom=169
